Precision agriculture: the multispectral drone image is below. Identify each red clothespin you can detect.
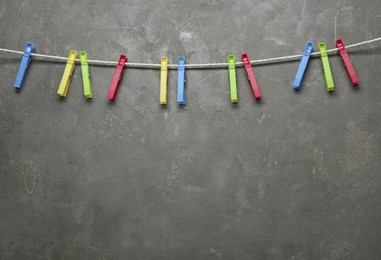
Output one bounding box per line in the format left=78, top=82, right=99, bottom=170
left=107, top=54, right=127, bottom=101
left=241, top=53, right=262, bottom=100
left=336, top=39, right=359, bottom=86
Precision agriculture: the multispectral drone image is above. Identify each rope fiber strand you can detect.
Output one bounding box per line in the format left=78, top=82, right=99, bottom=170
left=0, top=37, right=380, bottom=70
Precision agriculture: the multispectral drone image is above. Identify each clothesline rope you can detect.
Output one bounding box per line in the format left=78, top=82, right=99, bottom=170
left=0, top=37, right=380, bottom=70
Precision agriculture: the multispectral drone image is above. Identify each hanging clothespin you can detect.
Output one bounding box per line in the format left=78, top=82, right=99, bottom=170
left=293, top=41, right=314, bottom=90
left=14, top=42, right=35, bottom=89
left=57, top=50, right=78, bottom=97
left=160, top=56, right=168, bottom=105
left=177, top=56, right=186, bottom=106
left=107, top=54, right=127, bottom=101
left=80, top=51, right=92, bottom=99
left=319, top=42, right=334, bottom=92
left=336, top=38, right=359, bottom=86
left=241, top=53, right=262, bottom=100
left=228, top=54, right=237, bottom=103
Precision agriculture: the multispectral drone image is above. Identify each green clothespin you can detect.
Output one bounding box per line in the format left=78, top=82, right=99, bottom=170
left=228, top=54, right=238, bottom=103
left=319, top=42, right=334, bottom=92
left=80, top=51, right=92, bottom=99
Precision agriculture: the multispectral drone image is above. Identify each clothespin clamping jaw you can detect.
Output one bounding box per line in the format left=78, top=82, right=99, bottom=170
left=336, top=38, right=359, bottom=86
left=80, top=51, right=92, bottom=99
left=57, top=50, right=78, bottom=97
left=177, top=56, right=186, bottom=106
left=241, top=53, right=262, bottom=100
left=160, top=56, right=168, bottom=105
left=14, top=42, right=35, bottom=89
left=319, top=42, right=334, bottom=92
left=293, top=41, right=314, bottom=90
left=107, top=54, right=127, bottom=101
left=228, top=54, right=238, bottom=103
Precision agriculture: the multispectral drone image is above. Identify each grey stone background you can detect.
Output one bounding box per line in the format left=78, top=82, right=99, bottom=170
left=0, top=0, right=380, bottom=259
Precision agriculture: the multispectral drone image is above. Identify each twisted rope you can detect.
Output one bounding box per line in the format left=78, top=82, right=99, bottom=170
left=0, top=37, right=380, bottom=70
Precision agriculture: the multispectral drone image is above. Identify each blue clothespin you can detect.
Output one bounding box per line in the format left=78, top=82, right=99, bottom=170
left=293, top=41, right=314, bottom=90
left=177, top=56, right=186, bottom=105
left=14, top=42, right=35, bottom=89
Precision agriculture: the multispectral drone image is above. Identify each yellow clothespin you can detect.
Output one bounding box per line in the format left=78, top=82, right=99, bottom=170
left=57, top=50, right=78, bottom=97
left=160, top=56, right=168, bottom=105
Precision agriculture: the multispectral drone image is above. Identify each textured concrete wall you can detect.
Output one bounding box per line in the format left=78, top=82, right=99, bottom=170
left=0, top=0, right=380, bottom=259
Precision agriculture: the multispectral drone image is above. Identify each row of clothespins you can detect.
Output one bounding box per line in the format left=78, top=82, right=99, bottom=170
left=13, top=38, right=358, bottom=104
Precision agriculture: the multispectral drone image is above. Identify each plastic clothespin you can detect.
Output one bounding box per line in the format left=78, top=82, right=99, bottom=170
left=336, top=38, right=359, bottom=86
left=319, top=42, right=334, bottom=92
left=57, top=50, right=78, bottom=97
left=241, top=53, right=262, bottom=100
left=228, top=54, right=237, bottom=103
left=80, top=51, right=92, bottom=99
left=160, top=56, right=168, bottom=105
left=107, top=54, right=127, bottom=101
left=14, top=42, right=35, bottom=89
left=177, top=56, right=186, bottom=106
left=293, top=41, right=314, bottom=90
